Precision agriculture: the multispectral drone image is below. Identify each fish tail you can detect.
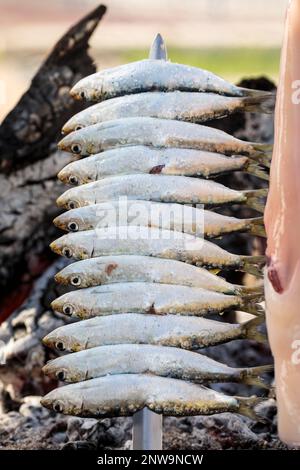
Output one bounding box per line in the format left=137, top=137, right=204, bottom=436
left=238, top=283, right=264, bottom=296
left=244, top=189, right=268, bottom=213
left=245, top=161, right=270, bottom=181
left=240, top=255, right=266, bottom=277
left=240, top=293, right=265, bottom=316
left=247, top=217, right=266, bottom=238
left=237, top=396, right=268, bottom=423
left=250, top=144, right=273, bottom=169
left=242, top=315, right=267, bottom=344
left=239, top=364, right=274, bottom=389
left=243, top=92, right=276, bottom=115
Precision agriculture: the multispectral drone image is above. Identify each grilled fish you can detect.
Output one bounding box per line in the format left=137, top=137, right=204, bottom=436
left=43, top=343, right=272, bottom=388
left=62, top=91, right=274, bottom=134
left=51, top=282, right=264, bottom=319
left=54, top=255, right=262, bottom=295
left=50, top=227, right=265, bottom=276
left=57, top=146, right=269, bottom=184
left=56, top=174, right=267, bottom=213
left=70, top=59, right=272, bottom=101
left=41, top=373, right=265, bottom=419
left=42, top=313, right=266, bottom=353
left=53, top=200, right=266, bottom=238
left=58, top=117, right=272, bottom=167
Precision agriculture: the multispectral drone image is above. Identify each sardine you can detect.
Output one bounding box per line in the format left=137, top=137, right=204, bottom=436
left=57, top=146, right=269, bottom=184
left=41, top=373, right=265, bottom=419
left=51, top=282, right=264, bottom=319
left=43, top=343, right=272, bottom=388
left=62, top=91, right=274, bottom=134
left=56, top=174, right=267, bottom=213
left=58, top=117, right=272, bottom=167
left=54, top=255, right=262, bottom=295
left=53, top=200, right=266, bottom=238
left=42, top=313, right=266, bottom=353
left=69, top=59, right=272, bottom=101
left=50, top=227, right=265, bottom=276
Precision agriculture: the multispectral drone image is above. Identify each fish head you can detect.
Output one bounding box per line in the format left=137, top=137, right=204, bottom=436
left=43, top=327, right=83, bottom=353
left=56, top=186, right=85, bottom=210
left=50, top=233, right=93, bottom=260
left=62, top=115, right=85, bottom=135
left=43, top=356, right=86, bottom=383
left=55, top=262, right=91, bottom=288
left=51, top=291, right=90, bottom=319
left=70, top=75, right=102, bottom=102
left=58, top=128, right=93, bottom=157
left=58, top=160, right=96, bottom=186
left=41, top=386, right=83, bottom=416
left=53, top=208, right=90, bottom=232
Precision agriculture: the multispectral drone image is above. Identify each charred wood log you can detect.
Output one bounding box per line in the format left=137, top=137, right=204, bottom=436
left=0, top=5, right=106, bottom=311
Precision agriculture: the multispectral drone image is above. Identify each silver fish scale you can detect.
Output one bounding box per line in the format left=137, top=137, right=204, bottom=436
left=43, top=35, right=269, bottom=428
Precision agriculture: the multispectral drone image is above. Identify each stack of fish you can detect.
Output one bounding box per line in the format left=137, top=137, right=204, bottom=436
left=41, top=38, right=273, bottom=421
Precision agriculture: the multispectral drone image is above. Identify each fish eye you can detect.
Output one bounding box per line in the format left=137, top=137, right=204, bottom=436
left=71, top=276, right=81, bottom=286
left=63, top=304, right=74, bottom=316
left=62, top=247, right=73, bottom=258
left=68, top=201, right=78, bottom=210
left=53, top=400, right=64, bottom=413
left=56, top=370, right=66, bottom=381
left=71, top=144, right=82, bottom=154
left=55, top=341, right=65, bottom=351
left=80, top=91, right=85, bottom=99
left=75, top=125, right=83, bottom=131
left=69, top=175, right=79, bottom=185
left=68, top=221, right=79, bottom=232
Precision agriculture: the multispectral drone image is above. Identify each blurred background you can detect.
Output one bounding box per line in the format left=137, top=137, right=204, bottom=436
left=0, top=0, right=288, bottom=122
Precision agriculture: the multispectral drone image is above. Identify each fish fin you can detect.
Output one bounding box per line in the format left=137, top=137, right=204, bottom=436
left=242, top=315, right=266, bottom=344
left=237, top=396, right=268, bottom=422
left=247, top=217, right=266, bottom=238
left=244, top=189, right=268, bottom=213
left=245, top=162, right=270, bottom=181
left=239, top=364, right=274, bottom=389
left=209, top=268, right=221, bottom=275
left=240, top=255, right=266, bottom=277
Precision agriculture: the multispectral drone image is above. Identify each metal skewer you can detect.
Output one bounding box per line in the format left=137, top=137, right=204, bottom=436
left=132, top=33, right=167, bottom=451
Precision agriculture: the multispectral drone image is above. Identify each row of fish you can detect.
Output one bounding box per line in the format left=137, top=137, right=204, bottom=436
left=42, top=50, right=272, bottom=420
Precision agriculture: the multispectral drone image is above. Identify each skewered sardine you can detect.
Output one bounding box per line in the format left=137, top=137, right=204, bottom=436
left=41, top=373, right=265, bottom=419
left=43, top=343, right=272, bottom=388
left=56, top=174, right=267, bottom=213
left=62, top=91, right=274, bottom=134
left=54, top=255, right=262, bottom=295
left=70, top=59, right=273, bottom=101
left=51, top=282, right=264, bottom=319
left=58, top=117, right=272, bottom=168
left=42, top=313, right=266, bottom=353
left=57, top=146, right=268, bottom=184
left=50, top=227, right=265, bottom=276
left=53, top=200, right=266, bottom=238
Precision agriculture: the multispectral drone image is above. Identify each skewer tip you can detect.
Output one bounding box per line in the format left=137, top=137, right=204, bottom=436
left=149, top=33, right=168, bottom=61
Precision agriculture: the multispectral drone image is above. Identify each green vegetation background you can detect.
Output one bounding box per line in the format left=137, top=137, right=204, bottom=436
left=120, top=48, right=280, bottom=83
